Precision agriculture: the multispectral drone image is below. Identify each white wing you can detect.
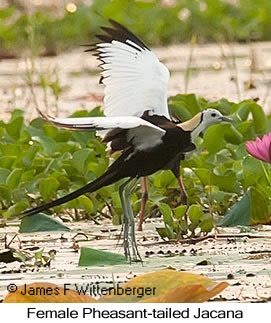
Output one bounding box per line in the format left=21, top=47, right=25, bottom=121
left=88, top=20, right=170, bottom=119
left=41, top=113, right=166, bottom=151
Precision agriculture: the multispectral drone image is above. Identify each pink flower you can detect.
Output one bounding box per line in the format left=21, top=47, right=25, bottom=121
left=246, top=133, right=271, bottom=163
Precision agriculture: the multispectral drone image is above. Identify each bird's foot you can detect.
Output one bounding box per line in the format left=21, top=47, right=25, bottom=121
left=121, top=223, right=142, bottom=263
left=123, top=237, right=131, bottom=261
left=130, top=236, right=142, bottom=263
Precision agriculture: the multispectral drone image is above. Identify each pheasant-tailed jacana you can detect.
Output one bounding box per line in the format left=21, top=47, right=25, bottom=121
left=22, top=20, right=231, bottom=261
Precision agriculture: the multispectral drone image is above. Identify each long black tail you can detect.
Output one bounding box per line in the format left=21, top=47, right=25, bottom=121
left=22, top=169, right=122, bottom=217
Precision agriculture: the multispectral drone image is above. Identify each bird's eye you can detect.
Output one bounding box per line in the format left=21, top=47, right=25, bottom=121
left=211, top=113, right=216, bottom=117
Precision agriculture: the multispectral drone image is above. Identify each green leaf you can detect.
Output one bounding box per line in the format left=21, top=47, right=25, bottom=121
left=0, top=168, right=10, bottom=184
left=0, top=156, right=16, bottom=169
left=21, top=169, right=36, bottom=182
left=220, top=187, right=270, bottom=227
left=199, top=214, right=213, bottom=232
left=187, top=205, right=203, bottom=223
left=6, top=168, right=23, bottom=189
left=72, top=149, right=92, bottom=174
left=34, top=249, right=44, bottom=260
left=78, top=247, right=128, bottom=266
left=13, top=251, right=26, bottom=263
left=7, top=201, right=29, bottom=215
left=194, top=168, right=239, bottom=193
left=210, top=190, right=226, bottom=203
left=159, top=202, right=173, bottom=226
left=43, top=124, right=59, bottom=139
left=242, top=156, right=265, bottom=189
left=78, top=195, right=93, bottom=213
left=250, top=186, right=271, bottom=225
left=203, top=123, right=243, bottom=154
left=235, top=101, right=267, bottom=135
left=22, top=145, right=39, bottom=166
left=156, top=227, right=169, bottom=239
left=174, top=205, right=187, bottom=219
left=19, top=213, right=70, bottom=233
left=39, top=177, right=60, bottom=201
left=6, top=116, right=24, bottom=140
left=0, top=184, right=11, bottom=202
left=27, top=126, right=55, bottom=155
left=153, top=170, right=176, bottom=188
left=168, top=94, right=200, bottom=120
left=0, top=143, right=21, bottom=156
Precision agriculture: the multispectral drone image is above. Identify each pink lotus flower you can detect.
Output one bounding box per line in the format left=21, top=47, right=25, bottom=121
left=246, top=133, right=271, bottom=163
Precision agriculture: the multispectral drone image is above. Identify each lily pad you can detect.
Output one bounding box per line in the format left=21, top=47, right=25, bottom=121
left=78, top=247, right=128, bottom=266
left=220, top=187, right=271, bottom=227
left=19, top=213, right=70, bottom=233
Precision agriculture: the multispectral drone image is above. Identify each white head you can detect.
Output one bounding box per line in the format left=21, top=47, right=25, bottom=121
left=201, top=108, right=231, bottom=127
left=178, top=108, right=232, bottom=141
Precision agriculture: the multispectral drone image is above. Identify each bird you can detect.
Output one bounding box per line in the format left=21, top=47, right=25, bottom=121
left=22, top=19, right=232, bottom=261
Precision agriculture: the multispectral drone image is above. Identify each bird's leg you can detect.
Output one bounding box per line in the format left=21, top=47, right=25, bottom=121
left=124, top=177, right=142, bottom=262
left=177, top=175, right=188, bottom=205
left=177, top=175, right=189, bottom=223
left=118, top=178, right=133, bottom=260
left=137, top=177, right=148, bottom=231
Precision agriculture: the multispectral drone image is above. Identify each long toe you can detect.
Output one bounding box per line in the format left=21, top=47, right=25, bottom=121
left=131, top=237, right=142, bottom=263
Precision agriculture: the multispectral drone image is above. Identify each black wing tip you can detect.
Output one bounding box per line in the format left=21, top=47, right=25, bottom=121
left=84, top=18, right=149, bottom=54
left=83, top=18, right=150, bottom=84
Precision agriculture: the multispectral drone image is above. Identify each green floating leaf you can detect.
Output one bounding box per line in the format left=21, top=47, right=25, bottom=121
left=78, top=247, right=128, bottom=266
left=19, top=213, right=70, bottom=233
left=220, top=187, right=271, bottom=227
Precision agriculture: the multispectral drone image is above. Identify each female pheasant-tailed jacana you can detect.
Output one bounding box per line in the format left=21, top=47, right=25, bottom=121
left=22, top=20, right=231, bottom=261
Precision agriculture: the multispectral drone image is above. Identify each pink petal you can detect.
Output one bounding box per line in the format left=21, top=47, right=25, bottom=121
left=261, top=134, right=271, bottom=160
left=255, top=137, right=271, bottom=162
left=261, top=134, right=270, bottom=151
left=268, top=133, right=271, bottom=161
left=246, top=140, right=270, bottom=163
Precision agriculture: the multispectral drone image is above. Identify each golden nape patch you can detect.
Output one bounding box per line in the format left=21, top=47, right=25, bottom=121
left=177, top=113, right=201, bottom=131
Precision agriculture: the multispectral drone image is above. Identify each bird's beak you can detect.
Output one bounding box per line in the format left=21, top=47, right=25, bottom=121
left=219, top=116, right=232, bottom=122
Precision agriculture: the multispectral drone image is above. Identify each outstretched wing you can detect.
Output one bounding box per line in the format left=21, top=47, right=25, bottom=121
left=40, top=112, right=166, bottom=152
left=86, top=19, right=170, bottom=119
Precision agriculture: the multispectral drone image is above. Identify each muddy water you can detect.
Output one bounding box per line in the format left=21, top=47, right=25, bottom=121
left=1, top=221, right=271, bottom=302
